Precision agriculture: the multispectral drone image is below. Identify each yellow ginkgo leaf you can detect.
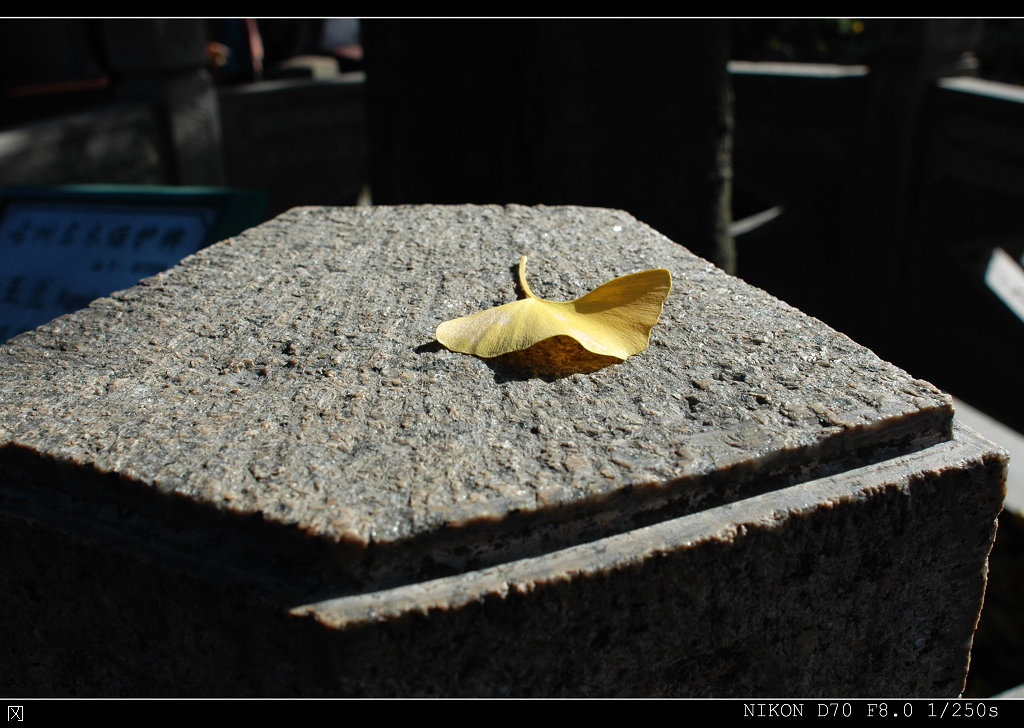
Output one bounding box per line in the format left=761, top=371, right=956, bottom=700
left=436, top=256, right=672, bottom=361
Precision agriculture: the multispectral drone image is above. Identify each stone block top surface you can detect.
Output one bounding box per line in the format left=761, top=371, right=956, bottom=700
left=0, top=205, right=952, bottom=589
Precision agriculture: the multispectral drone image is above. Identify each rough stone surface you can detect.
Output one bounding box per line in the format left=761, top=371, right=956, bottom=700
left=0, top=205, right=1006, bottom=697
left=0, top=205, right=955, bottom=596
left=0, top=423, right=1004, bottom=696
left=294, top=423, right=1005, bottom=697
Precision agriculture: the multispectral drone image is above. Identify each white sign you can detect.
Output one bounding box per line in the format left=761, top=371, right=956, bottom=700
left=985, top=247, right=1024, bottom=325
left=1, top=202, right=214, bottom=342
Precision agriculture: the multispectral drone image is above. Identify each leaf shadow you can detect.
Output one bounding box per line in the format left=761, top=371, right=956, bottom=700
left=415, top=335, right=621, bottom=383
left=510, top=261, right=525, bottom=296
left=489, top=335, right=622, bottom=382
left=413, top=341, right=445, bottom=354
left=483, top=344, right=618, bottom=384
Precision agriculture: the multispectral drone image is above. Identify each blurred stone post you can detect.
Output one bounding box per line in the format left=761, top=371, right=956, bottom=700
left=98, top=19, right=227, bottom=186
left=845, top=19, right=983, bottom=359
left=363, top=20, right=735, bottom=272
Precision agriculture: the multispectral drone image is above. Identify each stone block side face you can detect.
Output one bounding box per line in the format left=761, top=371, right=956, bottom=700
left=0, top=509, right=335, bottom=697
left=0, top=428, right=1003, bottom=696
left=301, top=428, right=1003, bottom=697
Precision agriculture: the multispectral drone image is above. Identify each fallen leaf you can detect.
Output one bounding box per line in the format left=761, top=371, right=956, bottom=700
left=436, top=256, right=672, bottom=362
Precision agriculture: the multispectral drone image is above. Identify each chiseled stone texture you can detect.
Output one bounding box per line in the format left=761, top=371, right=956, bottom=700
left=0, top=424, right=1004, bottom=696
left=295, top=423, right=1006, bottom=697
left=0, top=205, right=1005, bottom=696
left=0, top=205, right=954, bottom=596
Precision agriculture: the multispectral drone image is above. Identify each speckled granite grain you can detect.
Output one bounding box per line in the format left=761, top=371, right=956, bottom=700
left=0, top=205, right=1006, bottom=696
left=0, top=205, right=955, bottom=596
left=0, top=424, right=1005, bottom=696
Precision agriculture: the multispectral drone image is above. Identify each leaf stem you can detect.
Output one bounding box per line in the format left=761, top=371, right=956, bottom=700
left=518, top=255, right=539, bottom=300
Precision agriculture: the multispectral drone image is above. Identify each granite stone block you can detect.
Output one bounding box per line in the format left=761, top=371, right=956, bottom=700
left=0, top=205, right=1006, bottom=696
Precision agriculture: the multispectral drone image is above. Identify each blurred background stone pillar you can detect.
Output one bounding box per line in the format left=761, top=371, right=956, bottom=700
left=97, top=19, right=227, bottom=186
left=844, top=19, right=984, bottom=358
left=362, top=20, right=735, bottom=272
